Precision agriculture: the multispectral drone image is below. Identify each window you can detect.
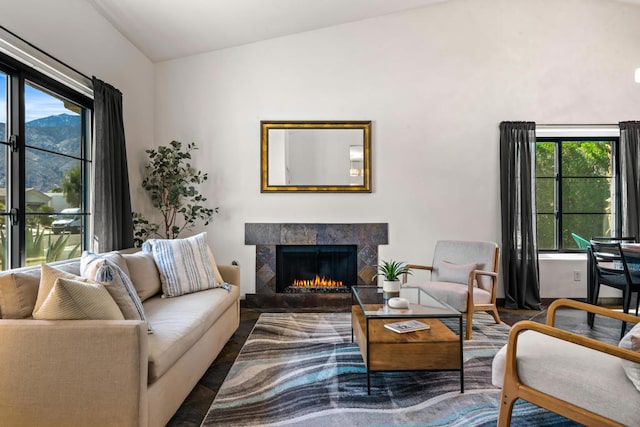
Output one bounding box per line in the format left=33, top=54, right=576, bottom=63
left=535, top=136, right=619, bottom=251
left=0, top=53, right=91, bottom=270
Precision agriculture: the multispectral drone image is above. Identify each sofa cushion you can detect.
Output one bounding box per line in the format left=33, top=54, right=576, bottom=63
left=80, top=251, right=151, bottom=332
left=142, top=232, right=223, bottom=298
left=619, top=321, right=640, bottom=391
left=32, top=277, right=124, bottom=320
left=412, top=282, right=491, bottom=312
left=80, top=251, right=130, bottom=281
left=122, top=251, right=162, bottom=301
left=0, top=259, right=82, bottom=319
left=142, top=284, right=239, bottom=383
left=33, top=264, right=87, bottom=316
left=506, top=330, right=640, bottom=426
left=0, top=270, right=40, bottom=318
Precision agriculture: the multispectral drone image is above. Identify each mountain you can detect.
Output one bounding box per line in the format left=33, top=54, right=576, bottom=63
left=27, top=113, right=80, bottom=128
left=0, top=114, right=82, bottom=192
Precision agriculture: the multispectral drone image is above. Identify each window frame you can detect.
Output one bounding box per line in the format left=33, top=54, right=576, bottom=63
left=0, top=51, right=92, bottom=269
left=535, top=136, right=620, bottom=253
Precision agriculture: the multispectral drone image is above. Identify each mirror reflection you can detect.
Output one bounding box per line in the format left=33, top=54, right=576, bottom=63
left=261, top=121, right=371, bottom=193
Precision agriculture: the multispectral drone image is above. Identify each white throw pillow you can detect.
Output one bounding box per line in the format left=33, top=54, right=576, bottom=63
left=80, top=251, right=130, bottom=281
left=142, top=232, right=229, bottom=297
left=619, top=322, right=640, bottom=391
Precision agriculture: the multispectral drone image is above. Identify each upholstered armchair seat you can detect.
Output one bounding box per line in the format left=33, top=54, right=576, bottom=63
left=492, top=330, right=639, bottom=426
left=493, top=299, right=640, bottom=427
left=418, top=281, right=492, bottom=312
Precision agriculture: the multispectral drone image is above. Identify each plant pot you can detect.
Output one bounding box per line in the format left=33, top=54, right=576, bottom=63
left=382, top=280, right=401, bottom=297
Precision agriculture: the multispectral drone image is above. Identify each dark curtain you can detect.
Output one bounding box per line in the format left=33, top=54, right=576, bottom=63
left=620, top=121, right=640, bottom=240
left=499, top=121, right=542, bottom=310
left=92, top=77, right=134, bottom=252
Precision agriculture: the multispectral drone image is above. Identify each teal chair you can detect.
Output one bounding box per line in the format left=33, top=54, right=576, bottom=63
left=571, top=233, right=590, bottom=250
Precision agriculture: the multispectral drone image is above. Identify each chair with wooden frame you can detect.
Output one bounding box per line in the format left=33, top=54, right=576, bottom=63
left=494, top=298, right=640, bottom=427
left=402, top=240, right=500, bottom=340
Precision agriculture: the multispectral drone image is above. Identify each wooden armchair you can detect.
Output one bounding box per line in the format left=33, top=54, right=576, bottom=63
left=402, top=240, right=500, bottom=340
left=494, top=299, right=640, bottom=426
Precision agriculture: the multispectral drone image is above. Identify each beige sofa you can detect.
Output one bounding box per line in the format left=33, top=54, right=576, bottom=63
left=0, top=251, right=240, bottom=427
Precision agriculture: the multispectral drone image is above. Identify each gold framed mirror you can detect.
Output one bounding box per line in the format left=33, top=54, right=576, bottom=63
left=260, top=121, right=371, bottom=193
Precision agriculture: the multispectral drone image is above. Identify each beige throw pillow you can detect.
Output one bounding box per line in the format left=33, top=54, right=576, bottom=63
left=32, top=277, right=124, bottom=320
left=33, top=264, right=87, bottom=316
left=0, top=271, right=41, bottom=318
left=122, top=251, right=163, bottom=301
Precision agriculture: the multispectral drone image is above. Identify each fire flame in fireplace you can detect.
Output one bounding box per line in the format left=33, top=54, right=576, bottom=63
left=292, top=275, right=344, bottom=288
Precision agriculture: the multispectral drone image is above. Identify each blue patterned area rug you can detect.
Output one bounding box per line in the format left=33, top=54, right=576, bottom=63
left=201, top=312, right=579, bottom=427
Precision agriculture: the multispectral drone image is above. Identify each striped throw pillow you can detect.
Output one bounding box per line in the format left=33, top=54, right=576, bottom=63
left=81, top=251, right=153, bottom=333
left=142, top=232, right=229, bottom=297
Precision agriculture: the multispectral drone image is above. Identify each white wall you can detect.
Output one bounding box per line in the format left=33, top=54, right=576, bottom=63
left=153, top=0, right=640, bottom=298
left=4, top=0, right=637, bottom=300
left=1, top=0, right=155, bottom=207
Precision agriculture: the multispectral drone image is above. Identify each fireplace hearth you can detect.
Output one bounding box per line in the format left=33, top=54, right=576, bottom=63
left=245, top=223, right=388, bottom=308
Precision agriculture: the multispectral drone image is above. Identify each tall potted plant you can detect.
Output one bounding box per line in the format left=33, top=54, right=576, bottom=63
left=374, top=260, right=412, bottom=294
left=133, top=140, right=218, bottom=247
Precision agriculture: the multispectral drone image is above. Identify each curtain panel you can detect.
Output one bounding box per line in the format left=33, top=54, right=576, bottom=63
left=499, top=121, right=542, bottom=310
left=620, top=121, right=640, bottom=240
left=92, top=77, right=134, bottom=252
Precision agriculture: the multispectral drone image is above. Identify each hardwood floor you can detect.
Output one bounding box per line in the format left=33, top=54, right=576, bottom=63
left=165, top=305, right=541, bottom=426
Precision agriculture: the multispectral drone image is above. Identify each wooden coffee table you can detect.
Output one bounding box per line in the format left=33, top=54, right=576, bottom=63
left=351, top=286, right=463, bottom=394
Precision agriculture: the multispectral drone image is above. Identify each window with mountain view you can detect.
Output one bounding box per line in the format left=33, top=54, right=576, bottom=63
left=0, top=55, right=91, bottom=270
left=535, top=138, right=618, bottom=251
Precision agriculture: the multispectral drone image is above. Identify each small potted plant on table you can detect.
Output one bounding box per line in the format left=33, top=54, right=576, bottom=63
left=374, top=260, right=412, bottom=296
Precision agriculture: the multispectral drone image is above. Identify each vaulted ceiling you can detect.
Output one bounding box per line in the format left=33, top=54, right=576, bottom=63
left=87, top=0, right=640, bottom=63
left=86, top=0, right=449, bottom=62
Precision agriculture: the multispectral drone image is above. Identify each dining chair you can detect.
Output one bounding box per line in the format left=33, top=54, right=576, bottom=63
left=587, top=236, right=638, bottom=326
left=589, top=240, right=640, bottom=338
left=571, top=233, right=590, bottom=250
left=590, top=236, right=637, bottom=243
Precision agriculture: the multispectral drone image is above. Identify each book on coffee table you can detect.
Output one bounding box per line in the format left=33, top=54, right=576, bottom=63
left=384, top=319, right=430, bottom=333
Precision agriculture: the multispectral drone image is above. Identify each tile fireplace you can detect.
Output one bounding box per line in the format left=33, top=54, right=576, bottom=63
left=244, top=223, right=388, bottom=308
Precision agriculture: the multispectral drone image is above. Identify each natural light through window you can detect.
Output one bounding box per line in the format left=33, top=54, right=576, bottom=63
left=0, top=54, right=91, bottom=270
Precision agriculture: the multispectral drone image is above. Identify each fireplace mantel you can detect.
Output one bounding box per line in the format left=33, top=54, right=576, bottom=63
left=244, top=223, right=388, bottom=308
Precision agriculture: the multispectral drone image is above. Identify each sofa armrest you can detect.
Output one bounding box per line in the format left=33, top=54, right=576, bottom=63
left=218, top=264, right=240, bottom=286
left=0, top=319, right=148, bottom=427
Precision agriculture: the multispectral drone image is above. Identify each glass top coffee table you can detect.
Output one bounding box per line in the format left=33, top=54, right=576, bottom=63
left=351, top=285, right=464, bottom=394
